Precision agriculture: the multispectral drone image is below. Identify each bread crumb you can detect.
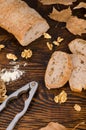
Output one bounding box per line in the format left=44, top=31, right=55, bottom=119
left=43, top=32, right=51, bottom=39
left=0, top=44, right=5, bottom=50
left=54, top=90, right=67, bottom=104
left=21, top=49, right=32, bottom=59
left=74, top=104, right=81, bottom=112
left=6, top=53, right=17, bottom=61
left=47, top=42, right=53, bottom=50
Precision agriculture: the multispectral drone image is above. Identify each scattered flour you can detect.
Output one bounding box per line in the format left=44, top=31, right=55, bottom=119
left=0, top=65, right=24, bottom=83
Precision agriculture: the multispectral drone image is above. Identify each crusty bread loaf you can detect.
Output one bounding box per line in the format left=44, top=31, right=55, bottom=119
left=68, top=39, right=86, bottom=56
left=69, top=54, right=86, bottom=92
left=0, top=0, right=49, bottom=46
left=45, top=51, right=73, bottom=89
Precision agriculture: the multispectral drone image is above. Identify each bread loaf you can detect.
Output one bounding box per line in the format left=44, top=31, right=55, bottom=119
left=0, top=0, right=49, bottom=46
left=69, top=54, right=86, bottom=92
left=68, top=39, right=86, bottom=56
left=45, top=51, right=73, bottom=89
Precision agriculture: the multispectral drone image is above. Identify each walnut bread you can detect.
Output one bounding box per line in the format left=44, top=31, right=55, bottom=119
left=0, top=0, right=49, bottom=46
left=45, top=51, right=73, bottom=89
left=68, top=39, right=86, bottom=56
left=69, top=54, right=86, bottom=92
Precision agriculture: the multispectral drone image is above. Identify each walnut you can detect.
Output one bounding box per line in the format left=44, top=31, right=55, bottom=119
left=53, top=37, right=64, bottom=46
left=6, top=53, right=18, bottom=61
left=53, top=41, right=60, bottom=46
left=57, top=37, right=64, bottom=43
left=46, top=42, right=53, bottom=50
left=21, top=49, right=32, bottom=59
left=74, top=104, right=81, bottom=112
left=54, top=90, right=67, bottom=104
left=43, top=33, right=51, bottom=39
left=0, top=44, right=5, bottom=50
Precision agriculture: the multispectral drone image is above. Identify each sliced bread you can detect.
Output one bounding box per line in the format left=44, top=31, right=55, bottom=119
left=69, top=54, right=86, bottom=92
left=68, top=39, right=86, bottom=56
left=0, top=0, right=49, bottom=46
left=45, top=51, right=73, bottom=89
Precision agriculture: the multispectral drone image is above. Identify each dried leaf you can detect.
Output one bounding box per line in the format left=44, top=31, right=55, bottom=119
left=39, top=0, right=77, bottom=5
left=40, top=122, right=69, bottom=130
left=49, top=7, right=72, bottom=22
left=73, top=2, right=86, bottom=9
left=66, top=16, right=86, bottom=35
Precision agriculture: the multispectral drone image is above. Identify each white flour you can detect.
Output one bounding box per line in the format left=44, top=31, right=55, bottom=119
left=0, top=65, right=24, bottom=83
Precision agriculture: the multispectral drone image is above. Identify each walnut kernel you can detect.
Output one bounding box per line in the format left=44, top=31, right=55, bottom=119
left=6, top=53, right=17, bottom=61
left=47, top=42, right=53, bottom=50
left=74, top=104, right=81, bottom=112
left=21, top=49, right=32, bottom=59
left=43, top=33, right=51, bottom=39
left=54, top=90, right=67, bottom=104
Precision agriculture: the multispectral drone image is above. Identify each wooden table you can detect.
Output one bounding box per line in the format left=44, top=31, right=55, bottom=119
left=0, top=0, right=86, bottom=129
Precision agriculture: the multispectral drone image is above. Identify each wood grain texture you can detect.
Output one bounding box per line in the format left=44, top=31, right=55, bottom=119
left=0, top=0, right=86, bottom=130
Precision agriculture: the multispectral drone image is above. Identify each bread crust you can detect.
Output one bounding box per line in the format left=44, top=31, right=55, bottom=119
left=0, top=0, right=49, bottom=46
left=45, top=51, right=73, bottom=89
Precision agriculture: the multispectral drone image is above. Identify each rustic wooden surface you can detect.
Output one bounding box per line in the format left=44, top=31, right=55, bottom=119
left=0, top=0, right=86, bottom=130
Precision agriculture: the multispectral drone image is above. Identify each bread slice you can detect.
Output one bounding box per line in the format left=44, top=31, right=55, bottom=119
left=45, top=51, right=73, bottom=89
left=0, top=0, right=49, bottom=46
left=68, top=39, right=86, bottom=56
left=69, top=54, right=86, bottom=92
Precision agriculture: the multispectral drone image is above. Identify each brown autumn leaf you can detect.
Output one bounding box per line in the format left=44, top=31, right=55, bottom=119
left=39, top=0, right=77, bottom=5
left=49, top=7, right=72, bottom=22
left=73, top=2, right=86, bottom=9
left=66, top=16, right=86, bottom=35
left=39, top=122, right=70, bottom=130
